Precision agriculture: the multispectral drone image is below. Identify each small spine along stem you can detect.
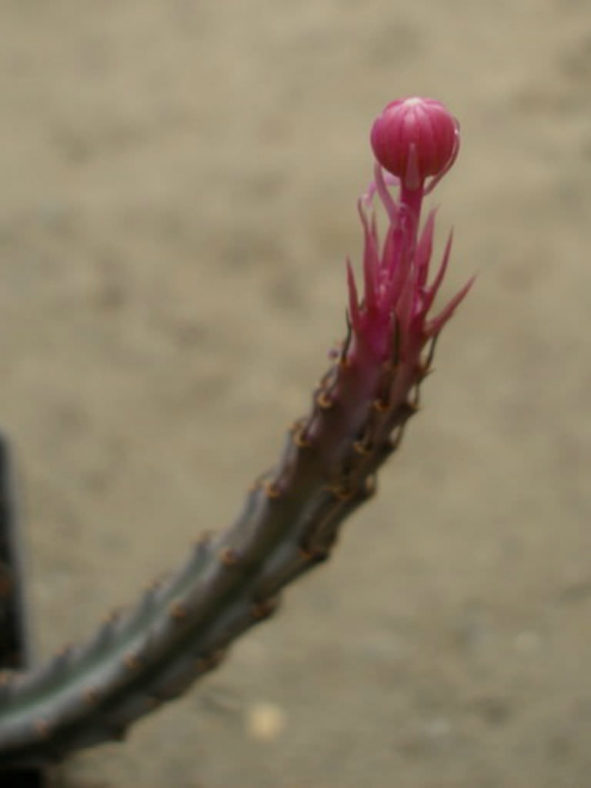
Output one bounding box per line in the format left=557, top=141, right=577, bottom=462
left=293, top=427, right=312, bottom=449
left=372, top=397, right=390, bottom=415
left=326, top=482, right=355, bottom=503
left=315, top=389, right=334, bottom=410
left=250, top=595, right=280, bottom=622
left=169, top=600, right=189, bottom=622
left=352, top=439, right=371, bottom=459
left=262, top=478, right=282, bottom=500
left=277, top=424, right=313, bottom=484
left=290, top=418, right=312, bottom=449
left=123, top=652, right=142, bottom=672
left=219, top=547, right=240, bottom=568
left=248, top=469, right=271, bottom=493
left=318, top=364, right=339, bottom=391
left=361, top=364, right=398, bottom=430
left=298, top=545, right=329, bottom=563
left=341, top=387, right=406, bottom=480
left=314, top=361, right=343, bottom=411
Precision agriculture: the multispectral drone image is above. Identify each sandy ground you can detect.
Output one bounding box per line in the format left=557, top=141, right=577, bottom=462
left=1, top=1, right=591, bottom=786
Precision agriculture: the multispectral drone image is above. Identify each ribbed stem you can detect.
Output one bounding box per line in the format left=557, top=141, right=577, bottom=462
left=0, top=327, right=432, bottom=769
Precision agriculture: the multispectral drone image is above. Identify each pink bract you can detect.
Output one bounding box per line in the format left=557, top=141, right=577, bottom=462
left=346, top=98, right=471, bottom=367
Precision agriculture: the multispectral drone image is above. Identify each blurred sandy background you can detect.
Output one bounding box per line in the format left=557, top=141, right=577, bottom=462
left=1, top=1, right=590, bottom=786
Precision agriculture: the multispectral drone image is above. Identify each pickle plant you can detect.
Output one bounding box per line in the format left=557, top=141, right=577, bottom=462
left=0, top=96, right=471, bottom=768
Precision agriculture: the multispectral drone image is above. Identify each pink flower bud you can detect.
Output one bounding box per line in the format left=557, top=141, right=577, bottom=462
left=344, top=97, right=472, bottom=366
left=370, top=97, right=459, bottom=191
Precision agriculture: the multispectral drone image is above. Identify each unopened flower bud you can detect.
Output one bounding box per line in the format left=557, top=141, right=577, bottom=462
left=370, top=97, right=459, bottom=191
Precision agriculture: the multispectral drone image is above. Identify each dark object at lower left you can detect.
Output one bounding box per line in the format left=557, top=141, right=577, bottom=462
left=0, top=435, right=48, bottom=786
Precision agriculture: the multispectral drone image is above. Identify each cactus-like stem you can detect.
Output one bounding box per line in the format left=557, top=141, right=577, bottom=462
left=0, top=329, right=426, bottom=767
left=0, top=96, right=471, bottom=769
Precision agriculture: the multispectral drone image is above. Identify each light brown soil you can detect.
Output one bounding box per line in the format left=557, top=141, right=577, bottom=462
left=1, top=1, right=591, bottom=786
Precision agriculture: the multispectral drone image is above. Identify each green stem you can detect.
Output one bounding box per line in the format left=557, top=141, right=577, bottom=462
left=0, top=334, right=429, bottom=768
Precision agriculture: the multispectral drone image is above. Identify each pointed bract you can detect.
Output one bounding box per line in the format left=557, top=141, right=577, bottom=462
left=346, top=97, right=470, bottom=368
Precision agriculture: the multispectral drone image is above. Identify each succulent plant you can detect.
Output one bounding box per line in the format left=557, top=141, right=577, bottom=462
left=0, top=96, right=471, bottom=769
